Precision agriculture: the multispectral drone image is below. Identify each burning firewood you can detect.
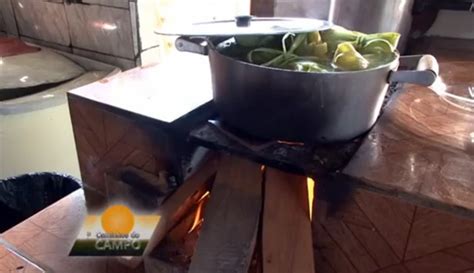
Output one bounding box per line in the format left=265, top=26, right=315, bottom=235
left=153, top=191, right=210, bottom=267
left=188, top=155, right=263, bottom=273
left=262, top=168, right=315, bottom=273
left=144, top=153, right=219, bottom=256
left=142, top=153, right=317, bottom=273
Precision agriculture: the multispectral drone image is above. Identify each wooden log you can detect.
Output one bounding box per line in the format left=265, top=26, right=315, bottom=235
left=263, top=168, right=315, bottom=273
left=154, top=195, right=210, bottom=266
left=144, top=255, right=186, bottom=273
left=247, top=222, right=263, bottom=273
left=166, top=202, right=200, bottom=243
left=144, top=153, right=219, bottom=256
left=188, top=155, right=263, bottom=273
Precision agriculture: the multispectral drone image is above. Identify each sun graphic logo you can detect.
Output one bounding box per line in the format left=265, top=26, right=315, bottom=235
left=70, top=203, right=160, bottom=256
left=94, top=204, right=143, bottom=252
left=101, top=204, right=135, bottom=235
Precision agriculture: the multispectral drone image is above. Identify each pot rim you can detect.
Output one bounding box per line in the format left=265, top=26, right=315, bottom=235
left=211, top=46, right=400, bottom=75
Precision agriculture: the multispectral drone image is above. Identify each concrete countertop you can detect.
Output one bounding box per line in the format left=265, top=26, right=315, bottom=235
left=344, top=51, right=474, bottom=215
left=68, top=54, right=213, bottom=128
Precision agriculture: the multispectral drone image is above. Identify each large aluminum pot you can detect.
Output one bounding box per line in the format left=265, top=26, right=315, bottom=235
left=176, top=37, right=438, bottom=143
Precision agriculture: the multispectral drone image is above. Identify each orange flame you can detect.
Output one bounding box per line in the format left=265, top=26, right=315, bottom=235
left=307, top=177, right=315, bottom=221
left=198, top=191, right=210, bottom=202
left=188, top=191, right=210, bottom=234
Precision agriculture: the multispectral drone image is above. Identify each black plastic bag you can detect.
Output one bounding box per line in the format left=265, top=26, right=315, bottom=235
left=0, top=172, right=81, bottom=232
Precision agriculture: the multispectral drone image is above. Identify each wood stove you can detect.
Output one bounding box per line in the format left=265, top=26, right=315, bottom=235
left=66, top=59, right=390, bottom=273
left=68, top=54, right=474, bottom=273
left=67, top=61, right=338, bottom=272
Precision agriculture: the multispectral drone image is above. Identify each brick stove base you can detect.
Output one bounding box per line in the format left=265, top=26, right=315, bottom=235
left=68, top=74, right=474, bottom=273
left=314, top=187, right=474, bottom=273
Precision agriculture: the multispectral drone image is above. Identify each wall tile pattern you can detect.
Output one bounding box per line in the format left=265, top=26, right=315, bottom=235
left=65, top=3, right=135, bottom=59
left=0, top=0, right=139, bottom=68
left=12, top=0, right=70, bottom=45
left=0, top=0, right=19, bottom=35
left=82, top=0, right=130, bottom=9
left=73, top=47, right=136, bottom=70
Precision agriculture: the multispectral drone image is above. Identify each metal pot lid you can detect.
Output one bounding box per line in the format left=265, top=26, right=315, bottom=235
left=155, top=16, right=332, bottom=37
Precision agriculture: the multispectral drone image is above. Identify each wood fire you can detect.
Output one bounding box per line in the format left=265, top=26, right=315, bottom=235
left=145, top=155, right=315, bottom=273
left=188, top=191, right=210, bottom=234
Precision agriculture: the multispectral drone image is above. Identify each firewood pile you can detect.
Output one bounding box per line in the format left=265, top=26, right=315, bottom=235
left=136, top=152, right=315, bottom=273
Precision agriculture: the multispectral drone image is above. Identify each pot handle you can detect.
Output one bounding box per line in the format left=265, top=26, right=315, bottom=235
left=388, top=55, right=439, bottom=86
left=175, top=36, right=208, bottom=55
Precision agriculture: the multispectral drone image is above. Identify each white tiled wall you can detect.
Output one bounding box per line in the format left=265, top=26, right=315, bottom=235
left=1, top=0, right=138, bottom=70
left=0, top=0, right=19, bottom=35
left=12, top=0, right=70, bottom=46
left=82, top=0, right=130, bottom=9
left=137, top=0, right=161, bottom=51
left=65, top=3, right=136, bottom=59
left=0, top=0, right=252, bottom=69
left=150, top=0, right=251, bottom=62
left=72, top=47, right=136, bottom=70
left=0, top=12, right=4, bottom=32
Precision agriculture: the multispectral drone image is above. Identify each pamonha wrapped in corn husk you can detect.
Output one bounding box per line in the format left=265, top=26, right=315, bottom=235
left=219, top=26, right=400, bottom=72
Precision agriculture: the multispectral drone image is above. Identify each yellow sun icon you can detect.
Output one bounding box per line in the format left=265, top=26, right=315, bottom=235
left=101, top=204, right=135, bottom=235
